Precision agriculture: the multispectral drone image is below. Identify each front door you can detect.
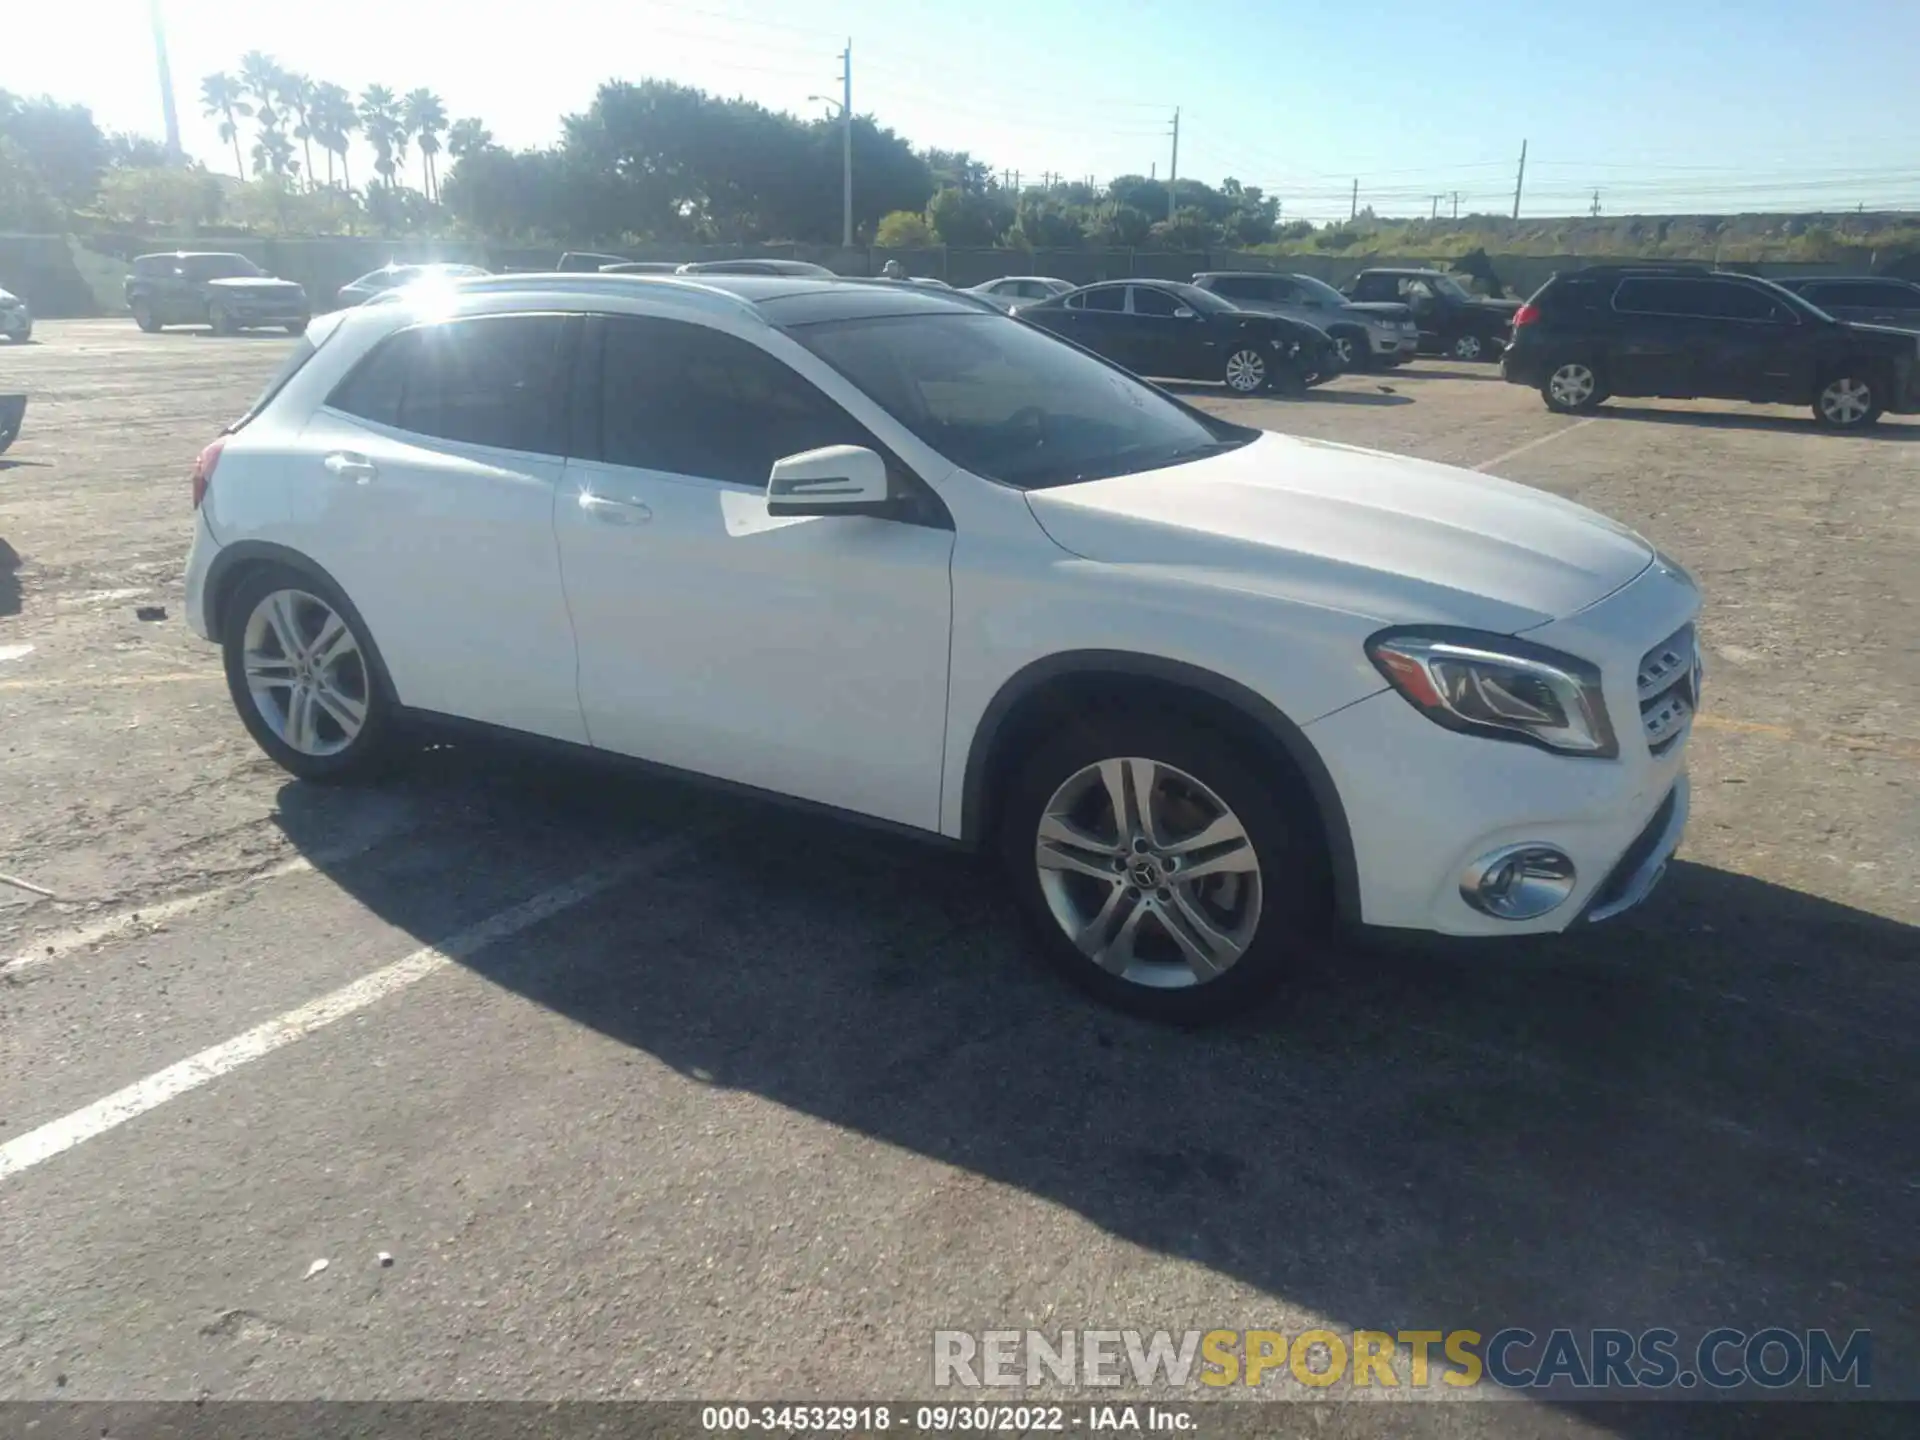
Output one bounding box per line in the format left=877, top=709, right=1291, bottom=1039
left=554, top=314, right=955, bottom=830
left=1682, top=279, right=1809, bottom=403
left=299, top=311, right=588, bottom=742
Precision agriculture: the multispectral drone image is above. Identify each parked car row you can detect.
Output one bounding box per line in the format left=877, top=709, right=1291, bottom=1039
left=1501, top=263, right=1920, bottom=430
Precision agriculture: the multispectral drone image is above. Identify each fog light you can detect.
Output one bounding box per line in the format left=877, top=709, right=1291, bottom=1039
left=1460, top=844, right=1577, bottom=920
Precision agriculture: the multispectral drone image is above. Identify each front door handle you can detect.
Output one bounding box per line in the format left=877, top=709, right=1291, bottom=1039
left=323, top=451, right=378, bottom=484
left=578, top=492, right=651, bottom=525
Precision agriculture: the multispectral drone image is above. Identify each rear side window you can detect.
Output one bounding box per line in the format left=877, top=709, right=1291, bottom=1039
left=594, top=316, right=873, bottom=486
left=1206, top=277, right=1265, bottom=301
left=1081, top=287, right=1126, bottom=313
left=328, top=314, right=571, bottom=455
left=1818, top=281, right=1918, bottom=308
left=1131, top=287, right=1179, bottom=317
left=1614, top=278, right=1782, bottom=322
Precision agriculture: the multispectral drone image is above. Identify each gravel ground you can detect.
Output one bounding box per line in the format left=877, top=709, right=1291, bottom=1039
left=0, top=322, right=1914, bottom=1437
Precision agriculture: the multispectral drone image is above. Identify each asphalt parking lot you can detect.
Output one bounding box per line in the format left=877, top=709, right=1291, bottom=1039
left=1, top=321, right=1915, bottom=1434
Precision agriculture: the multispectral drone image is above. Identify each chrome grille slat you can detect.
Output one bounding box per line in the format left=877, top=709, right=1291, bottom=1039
left=1636, top=623, right=1698, bottom=754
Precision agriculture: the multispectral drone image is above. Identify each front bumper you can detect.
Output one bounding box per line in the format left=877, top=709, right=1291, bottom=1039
left=210, top=295, right=310, bottom=325
left=0, top=307, right=29, bottom=338
left=1366, top=324, right=1419, bottom=358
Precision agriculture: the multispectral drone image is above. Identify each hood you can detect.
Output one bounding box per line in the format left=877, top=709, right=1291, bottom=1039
left=0, top=287, right=21, bottom=305
left=207, top=276, right=304, bottom=292
left=1024, top=431, right=1653, bottom=632
left=1341, top=301, right=1414, bottom=321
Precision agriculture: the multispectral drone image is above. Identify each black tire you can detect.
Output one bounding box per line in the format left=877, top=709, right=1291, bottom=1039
left=1449, top=331, right=1489, bottom=362
left=286, top=320, right=309, bottom=336
left=1813, top=366, right=1884, bottom=430
left=1329, top=329, right=1370, bottom=372
left=220, top=563, right=396, bottom=783
left=998, top=708, right=1327, bottom=1024
left=132, top=299, right=162, bottom=333
left=1541, top=357, right=1608, bottom=414
left=1221, top=346, right=1271, bottom=394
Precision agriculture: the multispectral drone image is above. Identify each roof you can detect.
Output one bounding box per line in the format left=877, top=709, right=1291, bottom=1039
left=416, top=271, right=1000, bottom=327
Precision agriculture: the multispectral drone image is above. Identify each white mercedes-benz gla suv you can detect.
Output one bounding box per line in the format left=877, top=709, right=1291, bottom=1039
left=184, top=273, right=1700, bottom=1021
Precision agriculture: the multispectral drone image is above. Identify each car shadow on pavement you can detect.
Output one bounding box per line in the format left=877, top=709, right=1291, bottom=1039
left=1387, top=365, right=1505, bottom=383
left=280, top=748, right=1918, bottom=1431
left=1600, top=405, right=1920, bottom=440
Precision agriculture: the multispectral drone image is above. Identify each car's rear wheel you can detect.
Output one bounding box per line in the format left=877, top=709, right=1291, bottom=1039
left=1542, top=359, right=1607, bottom=413
left=221, top=565, right=393, bottom=782
left=132, top=299, right=161, bottom=333
left=1000, top=711, right=1323, bottom=1023
left=209, top=302, right=235, bottom=335
left=1814, top=369, right=1883, bottom=429
left=285, top=320, right=309, bottom=336
left=1450, top=332, right=1486, bottom=361
left=1222, top=347, right=1270, bottom=394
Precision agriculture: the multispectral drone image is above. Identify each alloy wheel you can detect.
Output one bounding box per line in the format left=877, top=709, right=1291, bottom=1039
left=241, top=589, right=370, bottom=757
left=1333, top=334, right=1359, bottom=368
left=1224, top=349, right=1267, bottom=393
left=1819, top=377, right=1873, bottom=426
left=1033, top=757, right=1263, bottom=989
left=1452, top=333, right=1483, bottom=360
left=1548, top=362, right=1597, bottom=407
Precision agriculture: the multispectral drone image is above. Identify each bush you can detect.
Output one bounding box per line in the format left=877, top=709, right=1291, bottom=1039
left=875, top=209, right=933, bottom=247
left=97, top=166, right=224, bottom=230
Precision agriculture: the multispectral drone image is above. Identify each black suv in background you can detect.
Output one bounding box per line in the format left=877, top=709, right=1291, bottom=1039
left=126, top=252, right=310, bottom=335
left=1502, top=264, right=1920, bottom=429
left=1343, top=267, right=1519, bottom=361
left=1772, top=275, right=1920, bottom=332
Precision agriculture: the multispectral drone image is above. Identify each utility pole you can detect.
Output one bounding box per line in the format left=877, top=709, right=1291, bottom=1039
left=1590, top=189, right=1601, bottom=217
left=1167, top=107, right=1180, bottom=222
left=1350, top=178, right=1358, bottom=221
left=1452, top=191, right=1460, bottom=219
left=839, top=42, right=853, bottom=247
left=1511, top=138, right=1527, bottom=220
left=1430, top=194, right=1442, bottom=220
left=149, top=0, right=182, bottom=162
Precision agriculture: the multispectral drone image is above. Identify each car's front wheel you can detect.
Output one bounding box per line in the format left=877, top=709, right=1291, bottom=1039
left=1222, top=346, right=1270, bottom=394
left=221, top=565, right=393, bottom=781
left=1450, top=332, right=1487, bottom=361
left=209, top=302, right=236, bottom=335
left=1000, top=711, right=1323, bottom=1023
left=132, top=299, right=162, bottom=333
left=1814, top=369, right=1883, bottom=429
left=1330, top=329, right=1368, bottom=371
left=1542, top=358, right=1608, bottom=413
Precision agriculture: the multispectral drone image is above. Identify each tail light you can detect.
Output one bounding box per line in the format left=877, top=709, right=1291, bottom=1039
left=1511, top=302, right=1541, bottom=329
left=191, top=437, right=226, bottom=509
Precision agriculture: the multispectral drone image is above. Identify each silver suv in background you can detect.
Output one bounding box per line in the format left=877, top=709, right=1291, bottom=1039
left=1191, top=271, right=1418, bottom=370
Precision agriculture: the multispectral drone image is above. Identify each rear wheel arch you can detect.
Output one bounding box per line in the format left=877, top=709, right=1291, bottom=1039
left=960, top=652, right=1359, bottom=923
left=204, top=542, right=400, bottom=704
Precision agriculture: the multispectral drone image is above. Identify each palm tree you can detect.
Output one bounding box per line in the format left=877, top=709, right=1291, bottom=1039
left=403, top=88, right=448, bottom=201
left=280, top=72, right=317, bottom=192
left=446, top=117, right=493, bottom=162
left=310, top=83, right=358, bottom=193
left=358, top=85, right=403, bottom=191
left=199, top=72, right=251, bottom=180
left=238, top=51, right=287, bottom=178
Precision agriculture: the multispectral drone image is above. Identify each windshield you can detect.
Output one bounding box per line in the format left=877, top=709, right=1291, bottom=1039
left=1292, top=275, right=1348, bottom=307
left=791, top=313, right=1254, bottom=491
left=185, top=254, right=265, bottom=280
left=1749, top=274, right=1834, bottom=323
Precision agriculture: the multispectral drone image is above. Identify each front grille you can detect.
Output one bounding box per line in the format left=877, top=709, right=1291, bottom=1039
left=1637, top=624, right=1698, bottom=754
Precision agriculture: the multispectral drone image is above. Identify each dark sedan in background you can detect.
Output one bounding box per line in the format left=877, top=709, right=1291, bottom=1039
left=1018, top=279, right=1339, bottom=394
left=1773, top=275, right=1920, bottom=332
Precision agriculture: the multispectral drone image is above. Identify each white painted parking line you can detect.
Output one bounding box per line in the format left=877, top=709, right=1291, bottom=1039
left=0, top=833, right=700, bottom=1183
left=1473, top=417, right=1598, bottom=472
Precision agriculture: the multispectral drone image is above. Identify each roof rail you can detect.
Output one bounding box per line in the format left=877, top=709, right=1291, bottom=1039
left=434, top=271, right=768, bottom=321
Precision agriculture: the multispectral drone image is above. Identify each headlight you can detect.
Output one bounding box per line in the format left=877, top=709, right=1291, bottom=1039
left=1366, top=628, right=1617, bottom=757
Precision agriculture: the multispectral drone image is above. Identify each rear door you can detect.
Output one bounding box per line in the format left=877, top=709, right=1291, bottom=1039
left=1606, top=278, right=1706, bottom=396
left=303, top=312, right=588, bottom=743
left=1125, top=285, right=1207, bottom=378
left=1065, top=284, right=1131, bottom=367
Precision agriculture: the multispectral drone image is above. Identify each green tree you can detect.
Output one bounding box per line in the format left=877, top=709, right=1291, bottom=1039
left=98, top=165, right=223, bottom=229
left=1011, top=198, right=1084, bottom=249
left=198, top=72, right=250, bottom=180
left=0, top=90, right=108, bottom=208
left=404, top=88, right=448, bottom=200
left=447, top=117, right=494, bottom=161
left=309, top=83, right=358, bottom=192
left=927, top=184, right=1009, bottom=246
left=876, top=209, right=933, bottom=246
left=279, top=72, right=317, bottom=192
left=238, top=52, right=290, bottom=179
left=0, top=135, right=65, bottom=229
left=358, top=85, right=404, bottom=192
left=106, top=132, right=173, bottom=169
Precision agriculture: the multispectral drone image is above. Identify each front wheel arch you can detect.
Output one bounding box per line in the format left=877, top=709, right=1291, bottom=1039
left=959, top=651, right=1358, bottom=924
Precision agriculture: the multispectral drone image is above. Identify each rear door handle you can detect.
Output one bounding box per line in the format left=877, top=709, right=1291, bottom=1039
left=323, top=452, right=378, bottom=484
left=578, top=492, right=651, bottom=525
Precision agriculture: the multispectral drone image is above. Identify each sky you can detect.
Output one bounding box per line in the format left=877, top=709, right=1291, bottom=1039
left=8, top=0, right=1920, bottom=221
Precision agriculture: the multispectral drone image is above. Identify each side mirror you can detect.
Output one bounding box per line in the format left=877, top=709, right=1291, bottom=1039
left=1173, top=305, right=1197, bottom=319
left=766, top=445, right=894, bottom=519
